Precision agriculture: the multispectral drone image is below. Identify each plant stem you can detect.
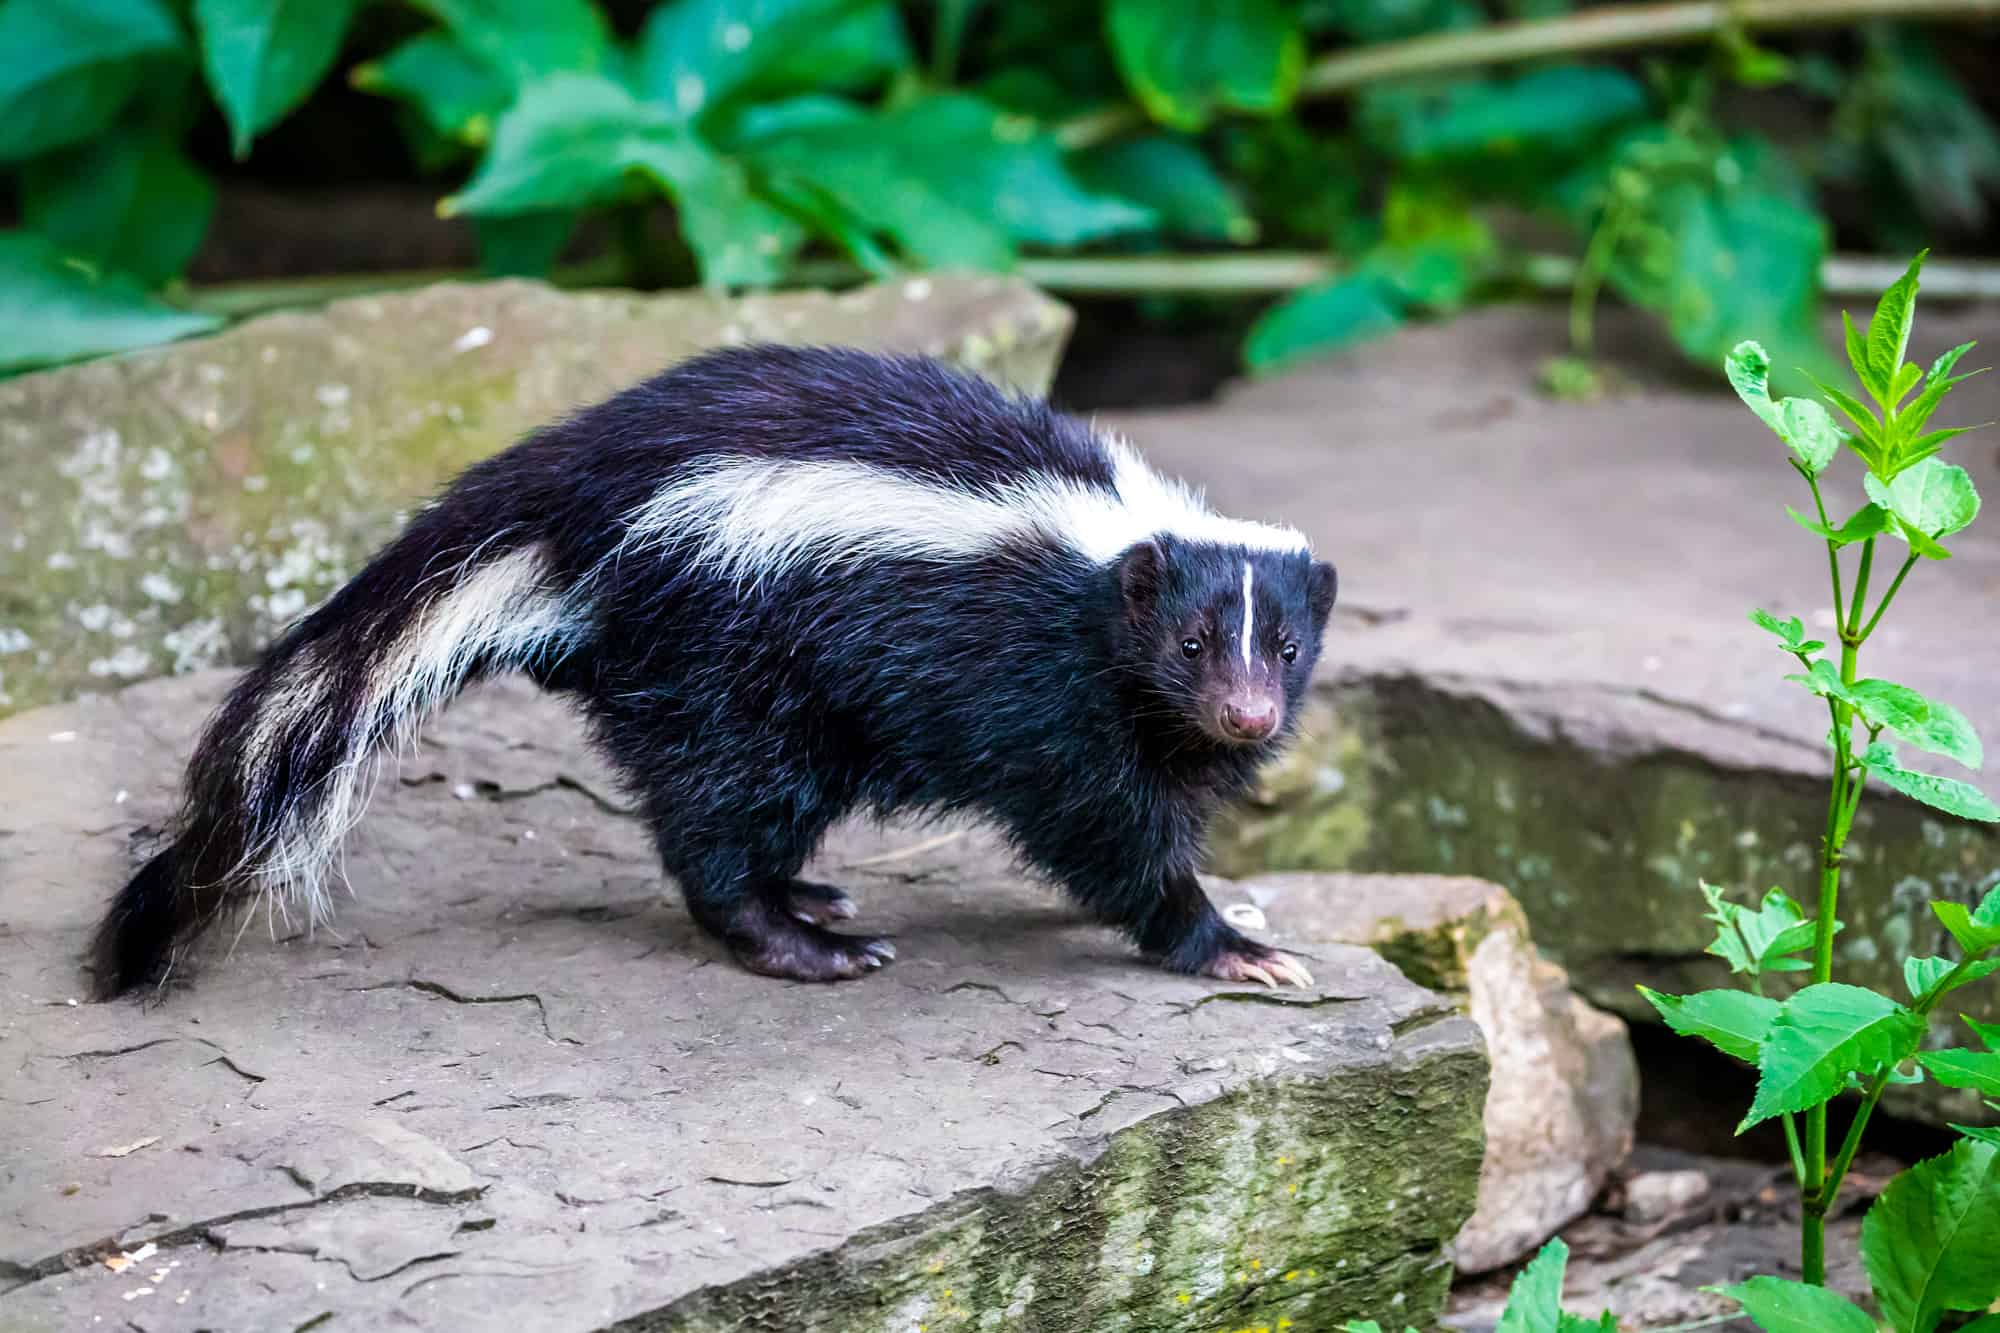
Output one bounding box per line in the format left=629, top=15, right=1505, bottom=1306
left=1805, top=474, right=1847, bottom=628
left=1856, top=553, right=1919, bottom=644
left=1817, top=953, right=1982, bottom=1211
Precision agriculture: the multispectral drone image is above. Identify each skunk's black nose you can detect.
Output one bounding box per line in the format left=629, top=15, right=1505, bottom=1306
left=1220, top=695, right=1279, bottom=741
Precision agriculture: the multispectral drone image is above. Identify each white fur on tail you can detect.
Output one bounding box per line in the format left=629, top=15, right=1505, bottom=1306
left=243, top=543, right=585, bottom=927
left=611, top=439, right=1306, bottom=587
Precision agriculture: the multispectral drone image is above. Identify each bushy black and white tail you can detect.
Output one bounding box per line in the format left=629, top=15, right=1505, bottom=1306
left=90, top=522, right=585, bottom=996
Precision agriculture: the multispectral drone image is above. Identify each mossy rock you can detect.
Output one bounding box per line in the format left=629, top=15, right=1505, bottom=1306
left=0, top=276, right=1071, bottom=717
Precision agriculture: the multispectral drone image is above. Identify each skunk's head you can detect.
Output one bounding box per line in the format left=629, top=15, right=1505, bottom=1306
left=1113, top=538, right=1337, bottom=748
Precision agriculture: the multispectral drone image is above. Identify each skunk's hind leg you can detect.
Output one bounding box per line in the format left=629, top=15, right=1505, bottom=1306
left=639, top=775, right=890, bottom=980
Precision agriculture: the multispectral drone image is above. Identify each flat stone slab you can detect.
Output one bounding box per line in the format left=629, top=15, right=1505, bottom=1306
left=0, top=673, right=1486, bottom=1331
left=0, top=274, right=1070, bottom=717
left=1109, top=304, right=2000, bottom=1122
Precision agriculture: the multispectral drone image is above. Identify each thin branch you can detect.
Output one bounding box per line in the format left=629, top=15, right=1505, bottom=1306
left=1056, top=0, right=2000, bottom=148
left=177, top=251, right=2000, bottom=321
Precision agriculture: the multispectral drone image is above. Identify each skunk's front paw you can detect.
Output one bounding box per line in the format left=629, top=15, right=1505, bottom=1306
left=1202, top=943, right=1314, bottom=989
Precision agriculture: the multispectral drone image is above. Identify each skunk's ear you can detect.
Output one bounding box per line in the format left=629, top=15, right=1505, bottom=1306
left=1117, top=539, right=1166, bottom=623
left=1308, top=560, right=1338, bottom=622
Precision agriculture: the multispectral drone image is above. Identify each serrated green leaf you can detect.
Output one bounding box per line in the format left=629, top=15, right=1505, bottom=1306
left=1889, top=358, right=1923, bottom=406
left=1718, top=1275, right=1876, bottom=1333
left=1641, top=986, right=1780, bottom=1063
left=1557, top=1314, right=1618, bottom=1333
left=1700, top=883, right=1822, bottom=977
left=1787, top=658, right=1850, bottom=703
left=1741, top=982, right=1926, bottom=1129
left=1957, top=1123, right=2000, bottom=1149
left=1867, top=742, right=2000, bottom=823
left=442, top=74, right=802, bottom=288
left=1811, top=372, right=1885, bottom=450
left=1072, top=135, right=1255, bottom=243
left=1919, top=1048, right=2000, bottom=1097
left=1865, top=249, right=1927, bottom=405
left=21, top=126, right=213, bottom=286
left=1842, top=309, right=1868, bottom=383
left=1750, top=606, right=1807, bottom=646
left=1107, top=0, right=1303, bottom=132
left=352, top=33, right=508, bottom=143
left=1861, top=1138, right=2000, bottom=1333
left=1848, top=680, right=1983, bottom=770
left=1243, top=275, right=1403, bottom=375
left=0, top=231, right=220, bottom=374
left=0, top=0, right=185, bottom=163
left=1865, top=458, right=1982, bottom=559
left=1903, top=955, right=2000, bottom=1000
left=1727, top=341, right=1843, bottom=472
left=1786, top=502, right=1893, bottom=546
left=1929, top=341, right=1976, bottom=385
left=195, top=0, right=360, bottom=158
left=1494, top=1237, right=1568, bottom=1333
left=1931, top=887, right=2000, bottom=954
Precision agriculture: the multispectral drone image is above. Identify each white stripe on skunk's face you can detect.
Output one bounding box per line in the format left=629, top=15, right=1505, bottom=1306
left=609, top=438, right=1308, bottom=586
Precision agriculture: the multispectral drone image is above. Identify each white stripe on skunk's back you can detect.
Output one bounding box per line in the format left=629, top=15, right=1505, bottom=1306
left=614, top=438, right=1308, bottom=584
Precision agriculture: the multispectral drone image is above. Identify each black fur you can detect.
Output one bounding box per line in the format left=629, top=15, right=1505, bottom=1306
left=90, top=346, right=1337, bottom=996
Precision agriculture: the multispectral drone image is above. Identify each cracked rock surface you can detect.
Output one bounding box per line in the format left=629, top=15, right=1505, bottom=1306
left=1, top=672, right=1487, bottom=1331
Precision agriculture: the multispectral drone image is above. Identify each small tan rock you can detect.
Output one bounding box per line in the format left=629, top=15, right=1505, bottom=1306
left=1221, top=871, right=1638, bottom=1274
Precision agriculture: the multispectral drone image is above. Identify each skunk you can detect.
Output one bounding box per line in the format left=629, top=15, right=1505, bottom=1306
left=90, top=345, right=1337, bottom=998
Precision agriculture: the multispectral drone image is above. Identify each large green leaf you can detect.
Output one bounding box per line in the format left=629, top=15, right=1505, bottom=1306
left=1360, top=65, right=1647, bottom=164
left=1864, top=458, right=1982, bottom=556
left=1931, top=886, right=2000, bottom=954
left=1106, top=0, right=1303, bottom=132
left=1494, top=1237, right=1568, bottom=1333
left=640, top=0, right=907, bottom=120
left=1718, top=1276, right=1876, bottom=1333
left=744, top=93, right=1150, bottom=263
left=20, top=127, right=213, bottom=285
left=1861, top=1139, right=2000, bottom=1333
left=0, top=231, right=220, bottom=375
left=409, top=0, right=610, bottom=90
left=1847, top=679, right=1982, bottom=770
left=1866, top=742, right=2000, bottom=823
left=0, top=0, right=185, bottom=163
left=1243, top=274, right=1404, bottom=375
left=1741, top=982, right=1926, bottom=1129
left=352, top=33, right=509, bottom=143
left=194, top=0, right=359, bottom=158
left=1072, top=135, right=1255, bottom=243
left=1918, top=1048, right=2000, bottom=1098
left=1640, top=986, right=1780, bottom=1063
left=443, top=74, right=801, bottom=287
left=1726, top=340, right=1844, bottom=473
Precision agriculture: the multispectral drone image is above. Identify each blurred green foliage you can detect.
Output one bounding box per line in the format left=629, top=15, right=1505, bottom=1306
left=0, top=0, right=1994, bottom=380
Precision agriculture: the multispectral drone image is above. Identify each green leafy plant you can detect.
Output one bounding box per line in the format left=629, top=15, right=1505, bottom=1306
left=1342, top=1238, right=1618, bottom=1332
left=1636, top=252, right=2000, bottom=1332
left=4, top=0, right=1999, bottom=381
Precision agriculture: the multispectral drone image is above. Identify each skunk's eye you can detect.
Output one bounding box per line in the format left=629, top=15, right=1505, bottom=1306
left=1281, top=642, right=1299, bottom=663
left=1181, top=638, right=1202, bottom=658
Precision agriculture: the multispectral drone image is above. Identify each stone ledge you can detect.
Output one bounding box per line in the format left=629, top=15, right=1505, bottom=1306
left=0, top=672, right=1485, bottom=1332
